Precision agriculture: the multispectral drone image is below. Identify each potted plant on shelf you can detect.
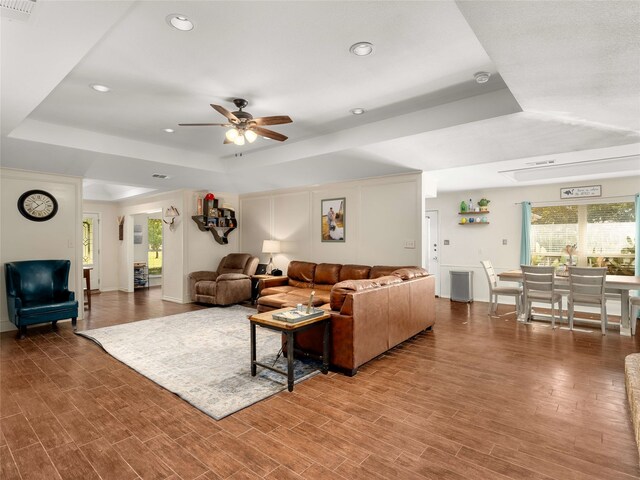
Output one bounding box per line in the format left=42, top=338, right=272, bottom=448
left=478, top=198, right=490, bottom=212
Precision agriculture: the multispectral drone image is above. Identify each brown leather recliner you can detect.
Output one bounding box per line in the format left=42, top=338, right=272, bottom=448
left=189, top=253, right=259, bottom=305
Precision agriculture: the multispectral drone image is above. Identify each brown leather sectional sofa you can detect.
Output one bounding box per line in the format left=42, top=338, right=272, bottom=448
left=257, top=261, right=435, bottom=375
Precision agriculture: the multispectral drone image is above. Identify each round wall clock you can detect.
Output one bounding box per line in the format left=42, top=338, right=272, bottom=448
left=17, top=190, right=58, bottom=222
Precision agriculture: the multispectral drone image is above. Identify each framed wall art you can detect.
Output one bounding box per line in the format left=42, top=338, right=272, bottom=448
left=321, top=198, right=345, bottom=242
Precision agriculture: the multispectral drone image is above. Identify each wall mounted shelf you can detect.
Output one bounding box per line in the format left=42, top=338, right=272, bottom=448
left=191, top=197, right=237, bottom=245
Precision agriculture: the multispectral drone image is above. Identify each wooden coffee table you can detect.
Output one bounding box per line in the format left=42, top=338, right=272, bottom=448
left=248, top=308, right=331, bottom=392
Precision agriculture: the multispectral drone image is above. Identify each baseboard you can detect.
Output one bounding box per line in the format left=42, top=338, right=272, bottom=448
left=162, top=295, right=185, bottom=304
left=0, top=320, right=17, bottom=333
left=99, top=287, right=119, bottom=292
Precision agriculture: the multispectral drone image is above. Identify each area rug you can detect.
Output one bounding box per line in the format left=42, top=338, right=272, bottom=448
left=77, top=305, right=320, bottom=420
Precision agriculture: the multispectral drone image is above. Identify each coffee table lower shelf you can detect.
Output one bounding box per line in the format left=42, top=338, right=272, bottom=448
left=248, top=308, right=331, bottom=392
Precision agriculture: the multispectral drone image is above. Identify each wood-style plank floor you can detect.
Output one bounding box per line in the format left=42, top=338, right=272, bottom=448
left=1, top=288, right=639, bottom=479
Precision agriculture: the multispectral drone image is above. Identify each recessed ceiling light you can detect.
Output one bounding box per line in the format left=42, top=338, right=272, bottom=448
left=90, top=84, right=110, bottom=93
left=349, top=42, right=374, bottom=56
left=166, top=14, right=194, bottom=31
left=163, top=128, right=175, bottom=133
left=474, top=71, right=491, bottom=84
left=350, top=108, right=365, bottom=115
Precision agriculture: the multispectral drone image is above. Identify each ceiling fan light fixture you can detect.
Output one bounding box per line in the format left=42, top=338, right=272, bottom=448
left=166, top=14, right=194, bottom=31
left=245, top=130, right=258, bottom=143
left=233, top=134, right=245, bottom=146
left=474, top=71, right=491, bottom=84
left=225, top=128, right=239, bottom=142
left=349, top=42, right=374, bottom=56
left=350, top=108, right=365, bottom=115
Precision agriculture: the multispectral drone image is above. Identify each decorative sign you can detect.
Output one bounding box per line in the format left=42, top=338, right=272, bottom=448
left=560, top=185, right=601, bottom=199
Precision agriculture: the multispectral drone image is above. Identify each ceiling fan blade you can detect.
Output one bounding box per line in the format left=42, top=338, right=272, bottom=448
left=178, top=123, right=231, bottom=127
left=211, top=104, right=239, bottom=123
left=223, top=137, right=233, bottom=144
left=251, top=115, right=293, bottom=126
left=251, top=126, right=288, bottom=142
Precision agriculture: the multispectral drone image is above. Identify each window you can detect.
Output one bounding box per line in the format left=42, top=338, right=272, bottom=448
left=147, top=218, right=162, bottom=275
left=531, top=202, right=635, bottom=275
left=82, top=218, right=93, bottom=265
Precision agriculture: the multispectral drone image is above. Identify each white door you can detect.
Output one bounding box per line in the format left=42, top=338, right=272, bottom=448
left=82, top=213, right=100, bottom=290
left=425, top=210, right=440, bottom=296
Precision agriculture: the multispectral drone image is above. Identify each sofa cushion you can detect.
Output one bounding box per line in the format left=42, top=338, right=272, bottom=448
left=287, top=261, right=316, bottom=288
left=314, top=263, right=341, bottom=290
left=330, top=279, right=380, bottom=312
left=260, top=286, right=299, bottom=296
left=370, top=265, right=406, bottom=279
left=257, top=293, right=291, bottom=309
left=257, top=292, right=325, bottom=310
left=339, top=264, right=371, bottom=282
left=392, top=267, right=429, bottom=280
left=285, top=288, right=331, bottom=304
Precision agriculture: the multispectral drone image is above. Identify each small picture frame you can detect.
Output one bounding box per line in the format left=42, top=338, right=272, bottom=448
left=321, top=198, right=345, bottom=242
left=219, top=218, right=226, bottom=228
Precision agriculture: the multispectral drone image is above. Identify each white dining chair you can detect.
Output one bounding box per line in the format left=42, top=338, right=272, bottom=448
left=567, top=267, right=607, bottom=335
left=480, top=260, right=522, bottom=316
left=630, top=295, right=639, bottom=336
left=521, top=265, right=563, bottom=328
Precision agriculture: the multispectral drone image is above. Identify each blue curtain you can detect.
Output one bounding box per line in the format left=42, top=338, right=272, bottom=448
left=520, top=202, right=532, bottom=266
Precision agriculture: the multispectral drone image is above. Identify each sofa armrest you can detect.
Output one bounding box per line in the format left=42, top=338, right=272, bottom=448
left=258, top=276, right=289, bottom=292
left=189, top=271, right=219, bottom=282
left=188, top=271, right=219, bottom=302
left=217, top=273, right=249, bottom=281
left=330, top=279, right=380, bottom=312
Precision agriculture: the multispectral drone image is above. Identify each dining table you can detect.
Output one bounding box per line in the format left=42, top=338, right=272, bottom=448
left=498, top=269, right=640, bottom=336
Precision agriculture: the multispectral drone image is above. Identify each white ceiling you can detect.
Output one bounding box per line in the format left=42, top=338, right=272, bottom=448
left=1, top=1, right=638, bottom=200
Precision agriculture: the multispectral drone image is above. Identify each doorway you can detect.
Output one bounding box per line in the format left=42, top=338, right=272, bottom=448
left=132, top=211, right=163, bottom=290
left=82, top=213, right=100, bottom=290
left=425, top=210, right=440, bottom=296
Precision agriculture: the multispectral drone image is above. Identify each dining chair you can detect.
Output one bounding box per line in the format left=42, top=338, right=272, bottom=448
left=629, top=295, right=639, bottom=336
left=521, top=265, right=563, bottom=328
left=480, top=260, right=522, bottom=316
left=567, top=267, right=607, bottom=335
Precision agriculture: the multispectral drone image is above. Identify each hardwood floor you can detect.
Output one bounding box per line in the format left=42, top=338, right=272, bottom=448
left=1, top=289, right=639, bottom=479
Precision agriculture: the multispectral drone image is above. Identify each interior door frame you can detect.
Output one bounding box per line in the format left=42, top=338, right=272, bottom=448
left=425, top=209, right=440, bottom=297
left=82, top=212, right=101, bottom=291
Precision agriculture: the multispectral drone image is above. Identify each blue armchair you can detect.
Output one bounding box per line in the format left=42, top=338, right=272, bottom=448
left=5, top=260, right=78, bottom=339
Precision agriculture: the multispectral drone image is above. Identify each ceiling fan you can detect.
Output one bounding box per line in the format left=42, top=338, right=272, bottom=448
left=179, top=98, right=292, bottom=145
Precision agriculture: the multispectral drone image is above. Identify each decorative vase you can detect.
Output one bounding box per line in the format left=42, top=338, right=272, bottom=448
left=460, top=201, right=467, bottom=213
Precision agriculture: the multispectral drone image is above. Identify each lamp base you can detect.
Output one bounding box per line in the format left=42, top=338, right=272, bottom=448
left=266, top=256, right=274, bottom=274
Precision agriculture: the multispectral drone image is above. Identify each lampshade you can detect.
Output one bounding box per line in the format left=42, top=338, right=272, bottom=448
left=233, top=134, right=245, bottom=146
left=262, top=240, right=281, bottom=254
left=245, top=129, right=257, bottom=143
left=225, top=128, right=239, bottom=142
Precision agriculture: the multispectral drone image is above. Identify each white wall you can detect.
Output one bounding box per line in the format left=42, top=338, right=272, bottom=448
left=426, top=176, right=640, bottom=309
left=1, top=168, right=83, bottom=332
left=184, top=190, right=239, bottom=301
left=83, top=200, right=119, bottom=292
left=239, top=173, right=424, bottom=271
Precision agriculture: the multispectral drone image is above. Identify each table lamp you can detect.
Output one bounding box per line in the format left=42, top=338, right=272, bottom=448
left=262, top=240, right=281, bottom=274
